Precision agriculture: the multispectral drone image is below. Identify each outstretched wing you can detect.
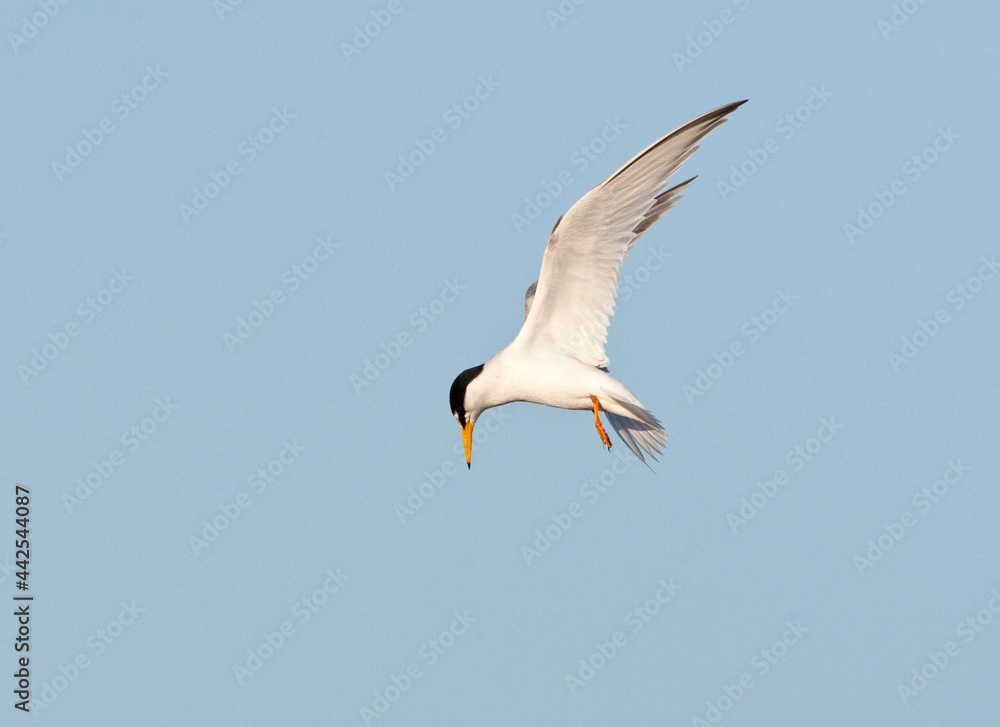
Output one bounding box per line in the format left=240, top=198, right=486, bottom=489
left=515, top=100, right=746, bottom=367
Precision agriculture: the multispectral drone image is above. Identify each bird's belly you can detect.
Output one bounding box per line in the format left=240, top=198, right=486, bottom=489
left=503, top=359, right=606, bottom=411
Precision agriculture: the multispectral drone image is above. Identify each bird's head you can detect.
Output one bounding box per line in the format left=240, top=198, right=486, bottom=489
left=449, top=363, right=485, bottom=468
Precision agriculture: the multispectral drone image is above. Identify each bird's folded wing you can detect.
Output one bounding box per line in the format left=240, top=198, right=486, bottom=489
left=515, top=100, right=746, bottom=367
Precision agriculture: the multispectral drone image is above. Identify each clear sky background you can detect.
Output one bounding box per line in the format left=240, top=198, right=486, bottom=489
left=2, top=1, right=999, bottom=725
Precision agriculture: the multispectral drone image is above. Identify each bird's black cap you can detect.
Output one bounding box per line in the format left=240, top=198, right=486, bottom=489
left=449, top=364, right=484, bottom=427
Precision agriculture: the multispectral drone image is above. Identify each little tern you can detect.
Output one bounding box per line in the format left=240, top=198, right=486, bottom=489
left=450, top=100, right=747, bottom=467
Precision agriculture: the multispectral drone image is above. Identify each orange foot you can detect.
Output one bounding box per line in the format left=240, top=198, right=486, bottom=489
left=589, top=395, right=612, bottom=450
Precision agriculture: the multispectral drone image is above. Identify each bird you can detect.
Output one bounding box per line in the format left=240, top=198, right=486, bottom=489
left=450, top=100, right=747, bottom=468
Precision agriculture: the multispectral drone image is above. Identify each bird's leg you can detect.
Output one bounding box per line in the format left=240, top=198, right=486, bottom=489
left=589, top=396, right=612, bottom=450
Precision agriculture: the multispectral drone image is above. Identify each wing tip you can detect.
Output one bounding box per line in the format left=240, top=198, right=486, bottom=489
left=720, top=99, right=749, bottom=114
left=601, top=99, right=748, bottom=188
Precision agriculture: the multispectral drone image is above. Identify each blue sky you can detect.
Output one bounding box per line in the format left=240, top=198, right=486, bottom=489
left=2, top=1, right=999, bottom=724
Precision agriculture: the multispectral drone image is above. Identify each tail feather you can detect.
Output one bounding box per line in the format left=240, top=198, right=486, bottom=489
left=605, top=412, right=666, bottom=465
left=600, top=389, right=667, bottom=464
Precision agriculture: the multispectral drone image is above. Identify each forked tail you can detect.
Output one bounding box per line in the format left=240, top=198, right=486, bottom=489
left=600, top=389, right=667, bottom=465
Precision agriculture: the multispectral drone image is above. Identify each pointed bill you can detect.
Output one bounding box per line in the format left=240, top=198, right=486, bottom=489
left=462, top=419, right=474, bottom=468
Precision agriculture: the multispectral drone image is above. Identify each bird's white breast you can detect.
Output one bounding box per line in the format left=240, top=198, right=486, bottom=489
left=478, top=345, right=620, bottom=412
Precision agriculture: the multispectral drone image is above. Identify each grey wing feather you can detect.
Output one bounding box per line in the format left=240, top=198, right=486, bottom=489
left=524, top=281, right=537, bottom=320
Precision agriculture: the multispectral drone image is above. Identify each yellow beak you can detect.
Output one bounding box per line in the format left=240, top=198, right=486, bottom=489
left=462, top=419, right=474, bottom=469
